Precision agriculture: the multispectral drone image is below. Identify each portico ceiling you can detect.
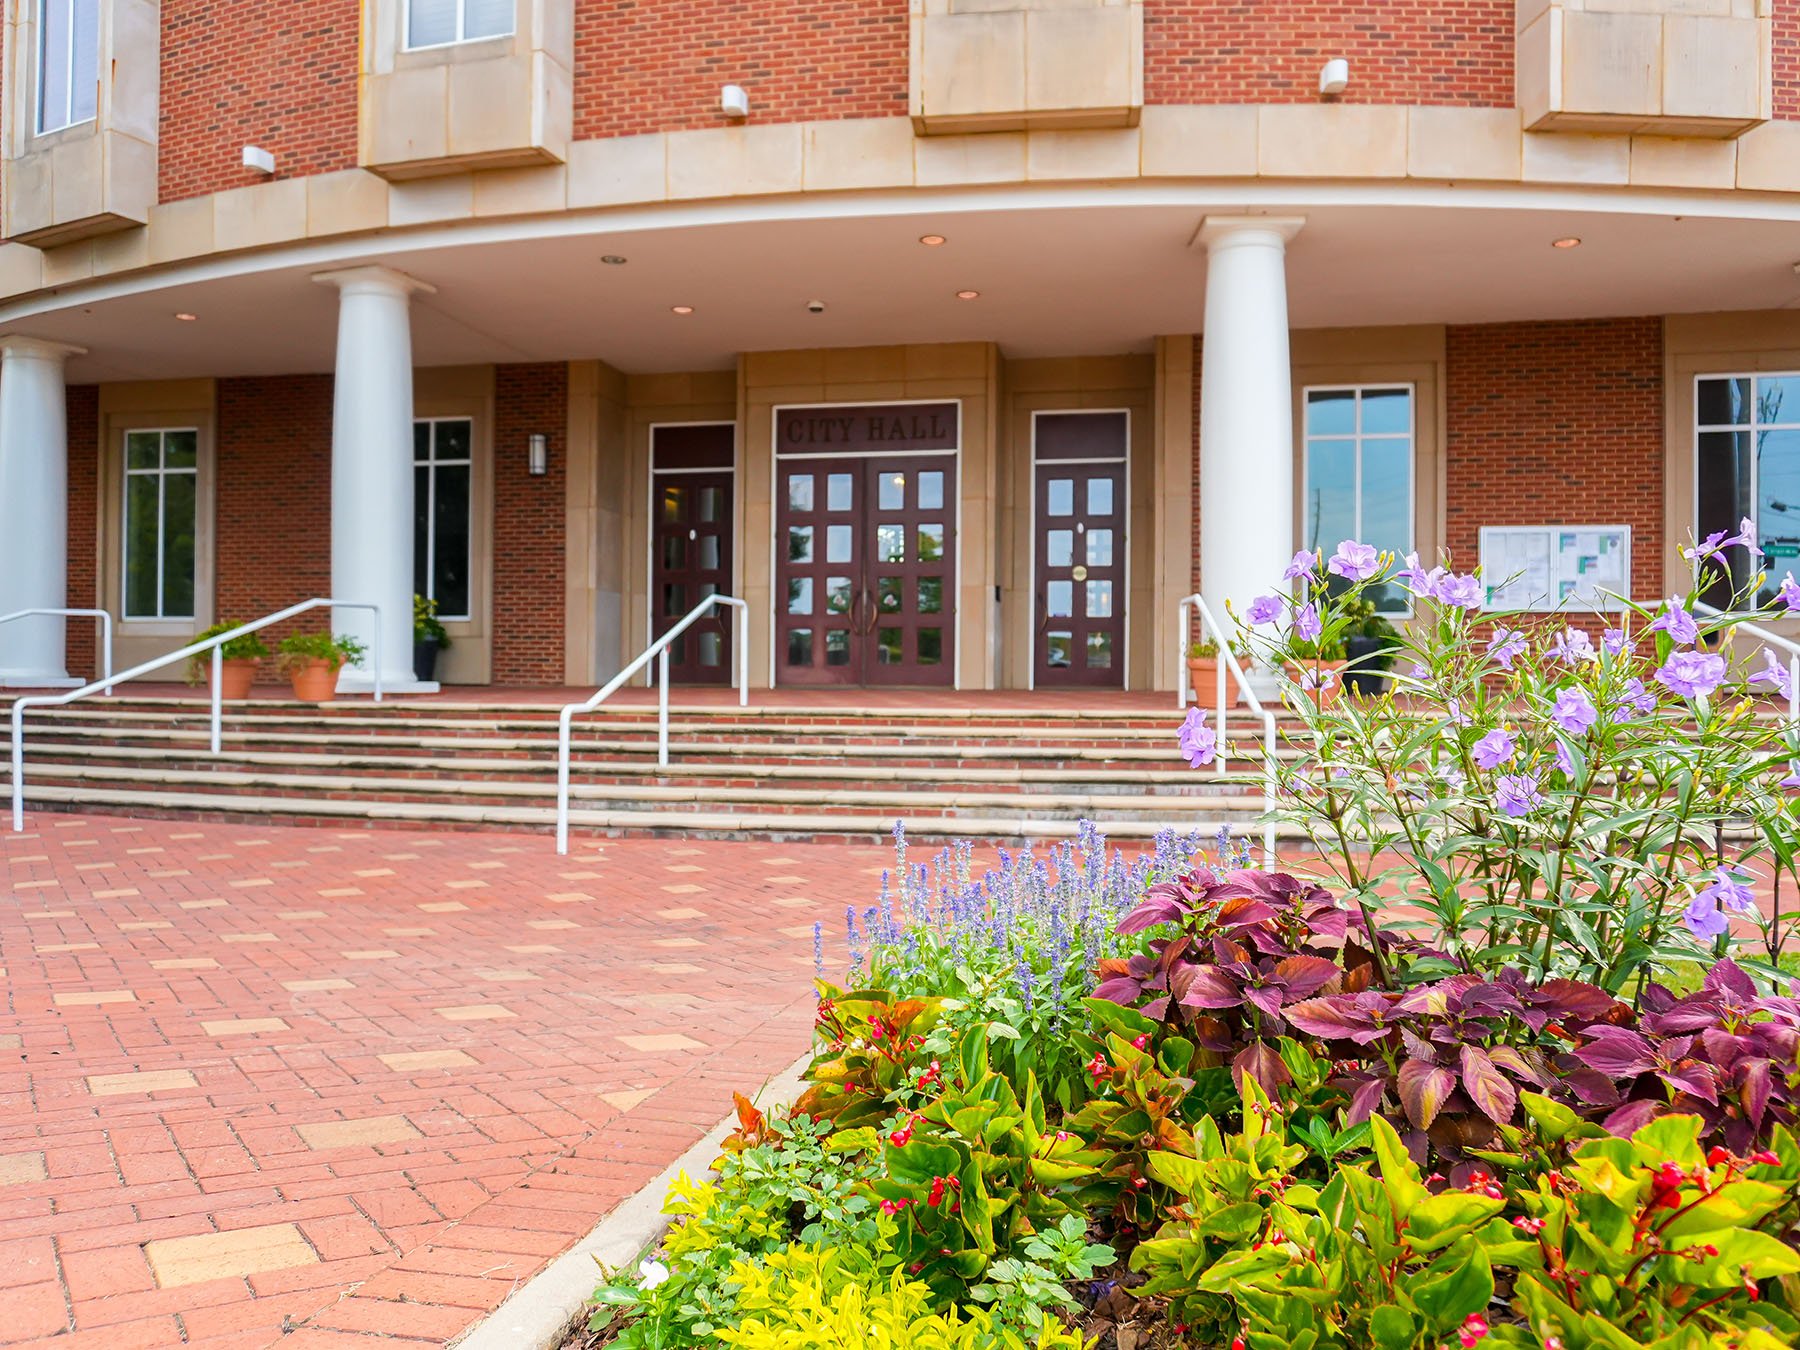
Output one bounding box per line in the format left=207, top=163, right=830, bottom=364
left=15, top=182, right=1800, bottom=384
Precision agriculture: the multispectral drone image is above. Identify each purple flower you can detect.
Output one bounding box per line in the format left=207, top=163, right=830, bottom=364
left=1551, top=628, right=1597, bottom=664
left=1683, top=894, right=1730, bottom=941
left=1327, top=540, right=1382, bottom=582
left=1428, top=570, right=1483, bottom=610
left=1648, top=601, right=1698, bottom=647
left=1782, top=764, right=1800, bottom=790
left=1683, top=530, right=1730, bottom=563
left=1396, top=551, right=1432, bottom=593
left=1698, top=867, right=1758, bottom=915
left=1778, top=573, right=1800, bottom=613
left=1441, top=766, right=1466, bottom=793
left=1446, top=698, right=1473, bottom=728
left=1283, top=550, right=1319, bottom=580
left=1751, top=649, right=1795, bottom=702
left=1495, top=773, right=1543, bottom=818
left=1486, top=627, right=1528, bottom=670
left=1408, top=661, right=1429, bottom=679
left=1472, top=728, right=1517, bottom=769
left=1616, top=676, right=1656, bottom=718
left=1554, top=738, right=1575, bottom=777
left=1177, top=707, right=1218, bottom=768
left=1731, top=516, right=1762, bottom=557
left=1655, top=650, right=1727, bottom=700
left=1299, top=666, right=1337, bottom=694
left=1246, top=594, right=1283, bottom=627
left=1551, top=687, right=1597, bottom=736
left=1294, top=603, right=1322, bottom=642
left=1602, top=628, right=1633, bottom=657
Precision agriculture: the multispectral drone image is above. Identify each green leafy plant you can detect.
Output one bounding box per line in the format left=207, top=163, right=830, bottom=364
left=413, top=594, right=451, bottom=647
left=183, top=621, right=269, bottom=683
left=274, top=631, right=366, bottom=675
left=969, top=1213, right=1116, bottom=1327
left=799, top=988, right=945, bottom=1128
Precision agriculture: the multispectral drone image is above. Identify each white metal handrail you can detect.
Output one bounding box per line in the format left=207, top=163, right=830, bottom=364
left=0, top=609, right=115, bottom=696
left=9, top=597, right=380, bottom=832
left=1696, top=601, right=1800, bottom=725
left=556, top=594, right=748, bottom=854
left=1177, top=592, right=1278, bottom=863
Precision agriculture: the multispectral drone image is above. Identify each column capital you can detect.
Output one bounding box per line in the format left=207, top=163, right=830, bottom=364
left=311, top=265, right=437, bottom=300
left=1190, top=216, right=1306, bottom=254
left=0, top=335, right=86, bottom=363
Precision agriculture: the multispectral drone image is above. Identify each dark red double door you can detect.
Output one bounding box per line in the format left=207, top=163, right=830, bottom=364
left=650, top=424, right=734, bottom=685
left=776, top=456, right=957, bottom=686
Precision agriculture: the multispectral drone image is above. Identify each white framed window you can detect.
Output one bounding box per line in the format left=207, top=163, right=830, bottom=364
left=36, top=0, right=99, bottom=136
left=405, top=0, right=513, bottom=50
left=414, top=418, right=473, bottom=620
left=1695, top=372, right=1800, bottom=607
left=122, top=429, right=198, bottom=621
left=1302, top=384, right=1415, bottom=613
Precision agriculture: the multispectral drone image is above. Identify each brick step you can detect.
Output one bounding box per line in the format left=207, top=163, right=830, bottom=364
left=10, top=785, right=1281, bottom=842
left=1, top=743, right=1268, bottom=792
left=2, top=762, right=1264, bottom=819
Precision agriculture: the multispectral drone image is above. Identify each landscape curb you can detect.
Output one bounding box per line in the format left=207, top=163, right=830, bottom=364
left=451, top=1050, right=813, bottom=1350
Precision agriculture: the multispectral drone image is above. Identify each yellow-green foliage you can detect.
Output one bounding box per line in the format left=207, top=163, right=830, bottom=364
left=715, top=1243, right=1089, bottom=1350
left=658, top=1172, right=783, bottom=1257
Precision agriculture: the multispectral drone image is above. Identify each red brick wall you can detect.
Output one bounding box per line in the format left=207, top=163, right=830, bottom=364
left=491, top=364, right=568, bottom=684
left=573, top=0, right=908, bottom=139
left=1778, top=2, right=1800, bottom=119
left=215, top=376, right=334, bottom=675
left=157, top=0, right=360, bottom=204
left=1146, top=0, right=1514, bottom=106
left=1445, top=318, right=1664, bottom=599
left=65, top=386, right=99, bottom=680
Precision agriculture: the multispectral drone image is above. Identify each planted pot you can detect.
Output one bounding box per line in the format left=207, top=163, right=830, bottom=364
left=1286, top=659, right=1349, bottom=706
left=413, top=637, right=442, bottom=683
left=211, top=658, right=260, bottom=702
left=1342, top=635, right=1392, bottom=699
left=288, top=658, right=341, bottom=704
left=1186, top=656, right=1220, bottom=704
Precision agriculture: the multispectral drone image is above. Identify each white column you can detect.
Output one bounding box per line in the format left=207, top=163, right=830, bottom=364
left=0, top=337, right=86, bottom=688
left=1196, top=217, right=1304, bottom=633
left=314, top=266, right=437, bottom=693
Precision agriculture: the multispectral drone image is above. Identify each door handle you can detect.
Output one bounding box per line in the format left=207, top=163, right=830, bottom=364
left=1037, top=594, right=1049, bottom=635
left=856, top=583, right=877, bottom=636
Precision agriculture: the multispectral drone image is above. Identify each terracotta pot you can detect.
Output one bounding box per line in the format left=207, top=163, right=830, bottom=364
left=211, top=658, right=259, bottom=702
left=1186, top=656, right=1220, bottom=703
left=1287, top=659, right=1349, bottom=706
left=288, top=658, right=341, bottom=703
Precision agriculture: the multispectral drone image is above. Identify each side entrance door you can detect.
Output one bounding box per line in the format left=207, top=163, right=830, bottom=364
left=1033, top=411, right=1127, bottom=688
left=650, top=424, right=735, bottom=684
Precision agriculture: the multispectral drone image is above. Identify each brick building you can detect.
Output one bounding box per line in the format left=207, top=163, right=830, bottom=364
left=1, top=0, right=1798, bottom=694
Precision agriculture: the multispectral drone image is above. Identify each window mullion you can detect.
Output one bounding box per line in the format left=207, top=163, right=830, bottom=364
left=154, top=438, right=168, bottom=619
left=426, top=426, right=438, bottom=603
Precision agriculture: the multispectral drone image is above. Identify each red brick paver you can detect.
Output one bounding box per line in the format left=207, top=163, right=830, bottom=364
left=0, top=815, right=878, bottom=1346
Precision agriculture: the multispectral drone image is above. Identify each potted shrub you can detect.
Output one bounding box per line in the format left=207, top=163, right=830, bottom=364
left=184, top=621, right=269, bottom=701
left=1187, top=638, right=1253, bottom=706
left=276, top=632, right=367, bottom=703
left=1340, top=597, right=1400, bottom=699
left=1285, top=634, right=1348, bottom=705
left=413, top=594, right=451, bottom=682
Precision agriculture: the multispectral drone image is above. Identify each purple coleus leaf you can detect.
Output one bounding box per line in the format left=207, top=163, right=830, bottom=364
left=1486, top=1044, right=1547, bottom=1088
left=1273, top=955, right=1341, bottom=1000
left=1572, top=1026, right=1657, bottom=1078
left=1092, top=976, right=1143, bottom=1005
left=1460, top=1045, right=1519, bottom=1125
left=1397, top=1057, right=1458, bottom=1130
left=1659, top=1060, right=1720, bottom=1106
left=1705, top=958, right=1759, bottom=1001
left=1174, top=965, right=1245, bottom=1010
left=1231, top=1041, right=1291, bottom=1093
left=1530, top=978, right=1623, bottom=1023
left=1241, top=983, right=1287, bottom=1020
left=1347, top=1076, right=1388, bottom=1124
left=1602, top=1099, right=1667, bottom=1137
left=1285, top=995, right=1387, bottom=1044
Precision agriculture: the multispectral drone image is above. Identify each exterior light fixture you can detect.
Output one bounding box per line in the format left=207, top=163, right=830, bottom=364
left=721, top=84, right=750, bottom=118
left=601, top=255, right=627, bottom=265
left=1552, top=237, right=1582, bottom=249
left=242, top=145, right=276, bottom=174
left=671, top=304, right=695, bottom=315
left=1319, top=58, right=1349, bottom=97
left=919, top=234, right=947, bottom=247
left=527, top=433, right=549, bottom=476
left=174, top=312, right=198, bottom=321
left=955, top=289, right=980, bottom=300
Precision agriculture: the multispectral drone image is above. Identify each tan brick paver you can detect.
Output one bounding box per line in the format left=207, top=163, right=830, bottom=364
left=1, top=813, right=865, bottom=1347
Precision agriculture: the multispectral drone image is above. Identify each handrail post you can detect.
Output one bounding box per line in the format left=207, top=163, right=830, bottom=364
left=555, top=708, right=574, bottom=856
left=1176, top=597, right=1191, bottom=709
left=10, top=702, right=24, bottom=833
left=736, top=600, right=748, bottom=708
left=372, top=605, right=384, bottom=704
left=100, top=611, right=115, bottom=696
left=210, top=647, right=223, bottom=755
left=658, top=647, right=671, bottom=767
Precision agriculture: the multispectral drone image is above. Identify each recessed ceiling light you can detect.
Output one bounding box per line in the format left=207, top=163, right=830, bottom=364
left=174, top=312, right=198, bottom=321
left=670, top=305, right=695, bottom=315
left=955, top=289, right=980, bottom=301
left=601, top=255, right=627, bottom=265
left=919, top=234, right=947, bottom=247
left=1552, top=237, right=1582, bottom=249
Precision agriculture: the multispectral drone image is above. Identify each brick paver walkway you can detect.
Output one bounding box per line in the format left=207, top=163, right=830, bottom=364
left=0, top=815, right=879, bottom=1348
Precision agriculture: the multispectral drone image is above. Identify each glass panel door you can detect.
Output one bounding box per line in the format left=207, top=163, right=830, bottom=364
left=651, top=471, right=733, bottom=684
left=1035, top=462, right=1125, bottom=688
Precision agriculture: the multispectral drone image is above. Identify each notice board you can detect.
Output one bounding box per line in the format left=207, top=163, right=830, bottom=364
left=1479, top=525, right=1631, bottom=613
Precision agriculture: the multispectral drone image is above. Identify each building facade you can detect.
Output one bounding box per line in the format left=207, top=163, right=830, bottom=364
left=0, top=0, right=1798, bottom=693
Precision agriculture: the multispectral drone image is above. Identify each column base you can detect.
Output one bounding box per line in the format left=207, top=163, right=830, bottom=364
left=0, top=675, right=83, bottom=690
left=335, top=676, right=440, bottom=696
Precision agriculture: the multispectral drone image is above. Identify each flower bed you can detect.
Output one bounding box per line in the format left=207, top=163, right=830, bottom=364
left=581, top=536, right=1800, bottom=1349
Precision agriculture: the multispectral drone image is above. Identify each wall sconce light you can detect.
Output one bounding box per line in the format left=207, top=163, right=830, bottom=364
left=527, top=433, right=549, bottom=476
